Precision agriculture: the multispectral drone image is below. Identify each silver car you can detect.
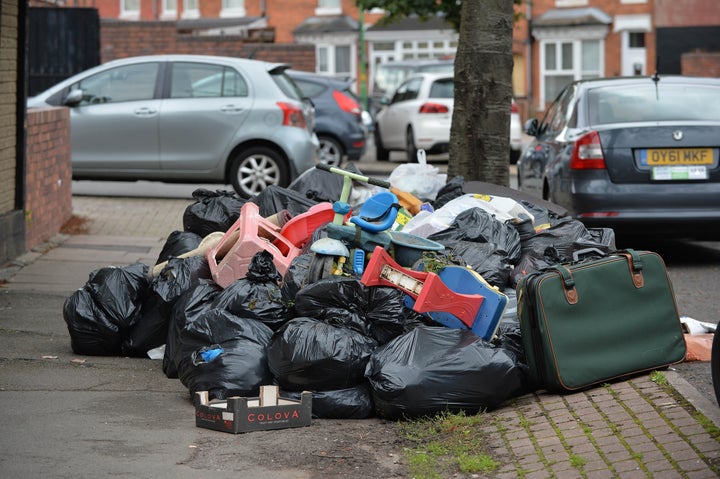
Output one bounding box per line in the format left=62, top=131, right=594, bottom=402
left=27, top=54, right=319, bottom=198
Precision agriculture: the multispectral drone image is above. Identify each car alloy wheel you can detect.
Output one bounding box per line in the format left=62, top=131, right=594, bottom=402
left=318, top=135, right=343, bottom=167
left=230, top=146, right=288, bottom=199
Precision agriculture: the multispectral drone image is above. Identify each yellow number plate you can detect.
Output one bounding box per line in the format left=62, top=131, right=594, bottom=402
left=641, top=148, right=714, bottom=166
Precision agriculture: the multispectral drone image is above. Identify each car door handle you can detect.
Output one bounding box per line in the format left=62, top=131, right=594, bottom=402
left=134, top=107, right=158, bottom=116
left=220, top=105, right=244, bottom=113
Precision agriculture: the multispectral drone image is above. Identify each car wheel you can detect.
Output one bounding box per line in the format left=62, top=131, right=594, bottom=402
left=374, top=129, right=390, bottom=162
left=406, top=127, right=418, bottom=163
left=318, top=135, right=344, bottom=167
left=229, top=146, right=288, bottom=199
left=510, top=148, right=521, bottom=165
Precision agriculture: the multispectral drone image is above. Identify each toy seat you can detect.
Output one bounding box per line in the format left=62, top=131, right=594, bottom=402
left=349, top=191, right=399, bottom=233
left=207, top=202, right=300, bottom=288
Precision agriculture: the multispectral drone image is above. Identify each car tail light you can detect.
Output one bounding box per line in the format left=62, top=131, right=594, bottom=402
left=419, top=102, right=449, bottom=114
left=277, top=102, right=307, bottom=129
left=332, top=90, right=361, bottom=117
left=570, top=130, right=606, bottom=170
left=511, top=101, right=519, bottom=114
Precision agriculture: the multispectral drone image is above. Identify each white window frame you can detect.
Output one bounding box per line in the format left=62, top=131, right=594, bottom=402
left=556, top=0, right=589, bottom=7
left=316, top=0, right=341, bottom=16
left=220, top=0, right=246, bottom=18
left=182, top=0, right=199, bottom=19
left=539, top=38, right=604, bottom=105
left=316, top=44, right=355, bottom=78
left=160, top=0, right=177, bottom=20
left=120, top=0, right=140, bottom=20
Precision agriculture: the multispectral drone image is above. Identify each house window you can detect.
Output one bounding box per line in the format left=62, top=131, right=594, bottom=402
left=316, top=0, right=341, bottom=16
left=541, top=39, right=602, bottom=103
left=182, top=0, right=199, bottom=18
left=221, top=0, right=246, bottom=17
left=316, top=44, right=353, bottom=77
left=556, top=0, right=589, bottom=6
left=161, top=0, right=176, bottom=19
left=120, top=0, right=140, bottom=19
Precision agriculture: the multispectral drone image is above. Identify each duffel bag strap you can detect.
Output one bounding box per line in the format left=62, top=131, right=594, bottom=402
left=552, top=265, right=578, bottom=304
left=617, top=249, right=644, bottom=288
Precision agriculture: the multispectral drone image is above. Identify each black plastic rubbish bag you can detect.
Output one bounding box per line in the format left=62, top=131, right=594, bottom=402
left=63, top=262, right=150, bottom=356
left=183, top=188, right=246, bottom=237
left=427, top=207, right=521, bottom=287
left=280, top=253, right=312, bottom=303
left=365, top=326, right=529, bottom=420
left=282, top=382, right=375, bottom=419
left=432, top=175, right=465, bottom=210
left=163, top=280, right=221, bottom=379
left=293, top=276, right=406, bottom=344
left=250, top=184, right=318, bottom=218
left=176, top=309, right=274, bottom=399
left=287, top=163, right=362, bottom=204
left=510, top=216, right=616, bottom=285
left=155, top=230, right=203, bottom=265
left=267, top=316, right=378, bottom=391
left=63, top=288, right=123, bottom=356
left=210, top=251, right=290, bottom=331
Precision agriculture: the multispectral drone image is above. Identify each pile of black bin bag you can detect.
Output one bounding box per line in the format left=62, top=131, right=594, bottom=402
left=63, top=169, right=616, bottom=420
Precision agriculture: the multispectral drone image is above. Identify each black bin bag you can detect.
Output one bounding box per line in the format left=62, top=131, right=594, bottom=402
left=183, top=188, right=246, bottom=237
left=176, top=309, right=274, bottom=399
left=123, top=255, right=212, bottom=358
left=155, top=230, right=203, bottom=265
left=267, top=316, right=378, bottom=391
left=210, top=250, right=291, bottom=331
left=163, top=280, right=221, bottom=379
left=282, top=383, right=375, bottom=419
left=365, top=326, right=529, bottom=420
left=293, top=276, right=407, bottom=345
left=63, top=262, right=150, bottom=356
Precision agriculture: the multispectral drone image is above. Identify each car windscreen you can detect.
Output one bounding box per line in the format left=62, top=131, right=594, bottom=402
left=588, top=82, right=720, bottom=125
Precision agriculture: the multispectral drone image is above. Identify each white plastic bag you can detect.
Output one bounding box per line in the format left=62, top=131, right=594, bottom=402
left=388, top=150, right=447, bottom=200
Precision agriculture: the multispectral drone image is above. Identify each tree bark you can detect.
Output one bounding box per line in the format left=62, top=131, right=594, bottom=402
left=448, top=0, right=514, bottom=187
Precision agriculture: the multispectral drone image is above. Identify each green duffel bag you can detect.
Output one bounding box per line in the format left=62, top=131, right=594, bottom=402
left=517, top=249, right=686, bottom=393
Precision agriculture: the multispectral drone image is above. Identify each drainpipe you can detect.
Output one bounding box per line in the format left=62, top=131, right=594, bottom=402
left=526, top=0, right=533, bottom=116
left=358, top=0, right=367, bottom=111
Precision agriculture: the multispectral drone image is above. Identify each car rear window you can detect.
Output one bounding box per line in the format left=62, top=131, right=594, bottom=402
left=429, top=78, right=454, bottom=99
left=588, top=82, right=720, bottom=125
left=271, top=71, right=303, bottom=100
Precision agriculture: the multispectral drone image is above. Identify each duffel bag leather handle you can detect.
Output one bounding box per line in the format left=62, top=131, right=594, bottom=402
left=553, top=265, right=578, bottom=304
left=617, top=249, right=644, bottom=288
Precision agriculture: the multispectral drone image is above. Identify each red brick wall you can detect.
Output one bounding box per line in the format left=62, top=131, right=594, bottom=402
left=682, top=51, right=720, bottom=77
left=100, top=20, right=316, bottom=71
left=655, top=0, right=720, bottom=27
left=25, top=107, right=72, bottom=250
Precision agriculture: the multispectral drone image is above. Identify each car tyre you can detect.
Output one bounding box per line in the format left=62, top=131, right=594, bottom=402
left=230, top=146, right=288, bottom=199
left=374, top=129, right=390, bottom=162
left=510, top=148, right=521, bottom=165
left=406, top=127, right=418, bottom=163
left=318, top=135, right=344, bottom=167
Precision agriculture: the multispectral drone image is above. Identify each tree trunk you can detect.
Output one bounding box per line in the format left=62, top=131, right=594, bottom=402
left=448, top=0, right=514, bottom=187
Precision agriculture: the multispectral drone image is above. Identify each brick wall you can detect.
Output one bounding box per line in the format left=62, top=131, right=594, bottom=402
left=100, top=20, right=316, bottom=72
left=24, top=107, right=72, bottom=251
left=682, top=51, right=720, bottom=78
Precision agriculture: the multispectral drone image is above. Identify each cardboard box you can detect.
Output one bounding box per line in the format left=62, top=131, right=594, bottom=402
left=194, top=386, right=312, bottom=434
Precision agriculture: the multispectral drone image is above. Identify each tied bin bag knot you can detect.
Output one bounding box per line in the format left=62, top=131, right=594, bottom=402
left=517, top=249, right=686, bottom=393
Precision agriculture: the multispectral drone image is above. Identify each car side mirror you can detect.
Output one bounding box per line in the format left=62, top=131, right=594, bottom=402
left=64, top=89, right=84, bottom=107
left=524, top=118, right=539, bottom=137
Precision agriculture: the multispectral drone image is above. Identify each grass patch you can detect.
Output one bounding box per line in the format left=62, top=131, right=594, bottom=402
left=397, top=411, right=500, bottom=479
left=650, top=370, right=668, bottom=386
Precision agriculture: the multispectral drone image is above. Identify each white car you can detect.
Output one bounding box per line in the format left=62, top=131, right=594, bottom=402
left=374, top=72, right=453, bottom=163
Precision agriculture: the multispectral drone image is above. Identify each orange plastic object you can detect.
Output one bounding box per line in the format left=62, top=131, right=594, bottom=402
left=360, top=246, right=483, bottom=328
left=279, top=202, right=336, bottom=251
left=207, top=202, right=300, bottom=288
left=683, top=334, right=713, bottom=362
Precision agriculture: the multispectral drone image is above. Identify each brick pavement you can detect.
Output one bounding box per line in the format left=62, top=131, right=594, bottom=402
left=1, top=192, right=719, bottom=478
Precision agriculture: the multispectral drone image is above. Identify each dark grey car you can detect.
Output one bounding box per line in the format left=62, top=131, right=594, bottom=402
left=518, top=75, right=720, bottom=240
